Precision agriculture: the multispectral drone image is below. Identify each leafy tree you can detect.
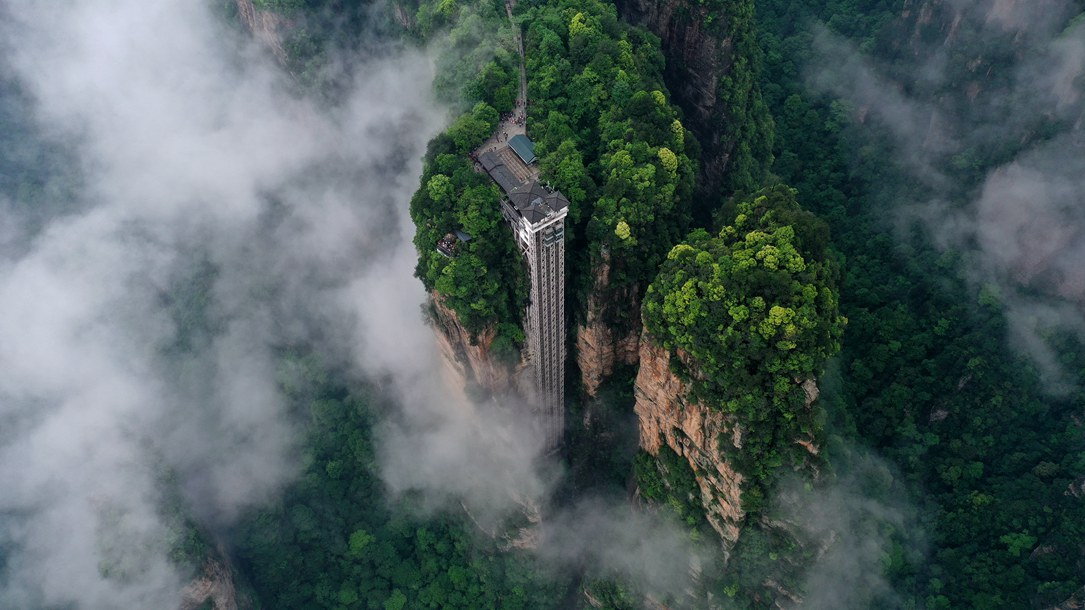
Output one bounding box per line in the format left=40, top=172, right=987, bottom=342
left=643, top=185, right=845, bottom=499
left=520, top=0, right=700, bottom=335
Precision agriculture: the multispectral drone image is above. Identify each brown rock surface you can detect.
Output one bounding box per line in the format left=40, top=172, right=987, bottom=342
left=429, top=291, right=528, bottom=398
left=234, top=0, right=291, bottom=64
left=634, top=333, right=821, bottom=548
left=633, top=336, right=746, bottom=546
left=178, top=556, right=241, bottom=610
left=576, top=249, right=640, bottom=396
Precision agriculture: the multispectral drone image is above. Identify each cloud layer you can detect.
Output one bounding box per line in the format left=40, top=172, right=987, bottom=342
left=0, top=1, right=444, bottom=606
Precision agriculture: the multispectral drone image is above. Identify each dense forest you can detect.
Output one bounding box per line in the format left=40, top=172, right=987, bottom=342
left=754, top=0, right=1085, bottom=606
left=232, top=353, right=569, bottom=609
left=407, top=0, right=701, bottom=349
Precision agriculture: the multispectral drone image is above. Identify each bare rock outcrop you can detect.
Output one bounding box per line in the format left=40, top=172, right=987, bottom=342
left=429, top=291, right=529, bottom=398
left=576, top=320, right=639, bottom=396
left=634, top=334, right=820, bottom=548
left=634, top=337, right=746, bottom=546
left=391, top=3, right=414, bottom=30
left=576, top=249, right=640, bottom=396
left=234, top=0, right=291, bottom=64
left=178, top=556, right=242, bottom=610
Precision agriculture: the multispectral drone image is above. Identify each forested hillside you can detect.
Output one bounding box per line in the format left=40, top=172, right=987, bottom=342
left=521, top=0, right=698, bottom=335
left=406, top=0, right=701, bottom=352
left=755, top=0, right=1085, bottom=606
left=614, top=0, right=776, bottom=198
left=642, top=185, right=845, bottom=509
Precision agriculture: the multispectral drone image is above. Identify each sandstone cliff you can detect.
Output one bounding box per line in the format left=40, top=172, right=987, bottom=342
left=634, top=333, right=820, bottom=547
left=576, top=249, right=640, bottom=396
left=234, top=0, right=291, bottom=64
left=179, top=553, right=249, bottom=610
left=616, top=0, right=726, bottom=127
left=429, top=290, right=530, bottom=399
left=634, top=337, right=746, bottom=545
left=615, top=0, right=772, bottom=193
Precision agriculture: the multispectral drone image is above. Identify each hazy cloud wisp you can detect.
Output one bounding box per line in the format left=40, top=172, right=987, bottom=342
left=809, top=2, right=1085, bottom=390
left=0, top=0, right=444, bottom=606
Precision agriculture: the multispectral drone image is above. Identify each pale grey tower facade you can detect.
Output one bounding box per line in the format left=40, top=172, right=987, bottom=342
left=478, top=145, right=568, bottom=452
left=499, top=181, right=568, bottom=452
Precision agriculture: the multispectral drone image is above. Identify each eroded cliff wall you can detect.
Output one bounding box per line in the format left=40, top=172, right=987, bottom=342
left=617, top=0, right=728, bottom=129
left=634, top=337, right=746, bottom=545
left=179, top=553, right=249, bottom=610
left=634, top=332, right=820, bottom=547
left=429, top=290, right=529, bottom=399
left=615, top=0, right=772, bottom=193
left=234, top=0, right=291, bottom=64
left=576, top=249, right=640, bottom=396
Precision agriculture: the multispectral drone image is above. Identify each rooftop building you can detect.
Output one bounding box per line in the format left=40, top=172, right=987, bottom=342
left=436, top=229, right=472, bottom=258
left=478, top=150, right=524, bottom=194
left=508, top=134, right=537, bottom=165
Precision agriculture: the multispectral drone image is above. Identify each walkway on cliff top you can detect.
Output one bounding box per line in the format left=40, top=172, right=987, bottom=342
left=473, top=0, right=532, bottom=173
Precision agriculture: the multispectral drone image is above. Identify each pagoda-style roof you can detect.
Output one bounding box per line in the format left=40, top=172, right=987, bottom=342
left=507, top=180, right=569, bottom=224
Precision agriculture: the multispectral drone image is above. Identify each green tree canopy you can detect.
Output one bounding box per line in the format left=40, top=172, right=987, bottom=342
left=643, top=185, right=846, bottom=493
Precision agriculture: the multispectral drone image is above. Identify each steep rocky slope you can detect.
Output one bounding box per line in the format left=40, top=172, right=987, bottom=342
left=179, top=553, right=252, bottom=610
left=576, top=249, right=640, bottom=396
left=634, top=333, right=820, bottom=546
left=615, top=0, right=773, bottom=193
left=429, top=291, right=530, bottom=399
left=634, top=337, right=746, bottom=545
left=633, top=187, right=842, bottom=552
left=233, top=0, right=291, bottom=64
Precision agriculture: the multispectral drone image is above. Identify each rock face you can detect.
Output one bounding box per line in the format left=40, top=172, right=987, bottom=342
left=234, top=0, right=291, bottom=64
left=429, top=291, right=529, bottom=398
left=391, top=3, right=414, bottom=30
left=634, top=336, right=746, bottom=545
left=616, top=0, right=733, bottom=189
left=178, top=556, right=243, bottom=610
left=576, top=249, right=640, bottom=396
left=634, top=333, right=820, bottom=547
